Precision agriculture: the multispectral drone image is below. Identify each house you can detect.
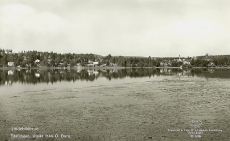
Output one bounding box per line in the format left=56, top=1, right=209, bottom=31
left=5, top=49, right=12, bottom=54
left=167, top=63, right=172, bottom=66
left=8, top=62, right=14, bottom=67
left=183, top=61, right=190, bottom=65
left=86, top=61, right=99, bottom=67
left=58, top=63, right=64, bottom=67
left=93, top=62, right=99, bottom=66
left=160, top=62, right=170, bottom=67
left=192, top=56, right=197, bottom=60
left=34, top=59, right=40, bottom=67
left=88, top=60, right=93, bottom=64
left=208, top=62, right=216, bottom=67
left=86, top=64, right=94, bottom=67
left=160, top=62, right=164, bottom=66
left=26, top=64, right=31, bottom=68
left=35, top=59, right=40, bottom=63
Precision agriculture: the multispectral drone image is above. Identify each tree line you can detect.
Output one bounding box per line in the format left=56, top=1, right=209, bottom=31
left=0, top=48, right=230, bottom=67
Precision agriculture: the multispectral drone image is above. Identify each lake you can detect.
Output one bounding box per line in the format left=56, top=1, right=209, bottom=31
left=1, top=68, right=230, bottom=93
left=1, top=68, right=230, bottom=140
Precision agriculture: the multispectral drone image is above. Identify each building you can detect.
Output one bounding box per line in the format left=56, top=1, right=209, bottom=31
left=173, top=55, right=182, bottom=62
left=87, top=61, right=99, bottom=67
left=5, top=49, right=12, bottom=54
left=208, top=62, right=216, bottom=67
left=8, top=62, right=14, bottom=67
left=35, top=59, right=40, bottom=63
left=183, top=61, right=190, bottom=65
left=93, top=62, right=99, bottom=67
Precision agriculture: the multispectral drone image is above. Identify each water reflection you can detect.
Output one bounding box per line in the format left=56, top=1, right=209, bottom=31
left=0, top=68, right=230, bottom=86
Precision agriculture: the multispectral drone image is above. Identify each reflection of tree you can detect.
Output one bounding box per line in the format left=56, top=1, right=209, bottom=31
left=0, top=68, right=229, bottom=86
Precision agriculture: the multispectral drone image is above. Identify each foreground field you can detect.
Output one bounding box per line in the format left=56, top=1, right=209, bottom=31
left=1, top=76, right=230, bottom=141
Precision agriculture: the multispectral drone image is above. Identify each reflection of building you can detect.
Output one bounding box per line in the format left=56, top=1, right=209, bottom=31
left=160, top=69, right=164, bottom=73
left=87, top=69, right=99, bottom=75
left=110, top=63, right=117, bottom=67
left=208, top=68, right=215, bottom=73
left=109, top=69, right=118, bottom=73
left=8, top=70, right=14, bottom=75
left=35, top=73, right=40, bottom=78
left=5, top=80, right=12, bottom=85
left=76, top=68, right=82, bottom=73
left=26, top=70, right=31, bottom=73
left=100, top=64, right=106, bottom=67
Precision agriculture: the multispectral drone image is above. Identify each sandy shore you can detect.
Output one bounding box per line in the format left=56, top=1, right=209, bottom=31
left=1, top=76, right=230, bottom=141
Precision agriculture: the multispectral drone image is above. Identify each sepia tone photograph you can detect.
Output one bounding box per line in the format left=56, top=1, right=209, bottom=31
left=0, top=0, right=230, bottom=140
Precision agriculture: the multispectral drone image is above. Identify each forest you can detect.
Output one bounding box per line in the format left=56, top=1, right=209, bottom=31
left=0, top=49, right=230, bottom=68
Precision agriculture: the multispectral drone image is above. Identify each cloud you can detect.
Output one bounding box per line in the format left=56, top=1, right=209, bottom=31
left=0, top=1, right=229, bottom=57
left=0, top=4, right=77, bottom=52
left=1, top=4, right=36, bottom=24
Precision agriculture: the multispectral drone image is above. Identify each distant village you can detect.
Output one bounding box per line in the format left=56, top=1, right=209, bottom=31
left=1, top=49, right=230, bottom=68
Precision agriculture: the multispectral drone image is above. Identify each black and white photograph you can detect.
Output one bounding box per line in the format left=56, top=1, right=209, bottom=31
left=0, top=0, right=230, bottom=140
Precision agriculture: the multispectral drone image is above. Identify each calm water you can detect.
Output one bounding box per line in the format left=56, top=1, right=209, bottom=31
left=0, top=68, right=230, bottom=93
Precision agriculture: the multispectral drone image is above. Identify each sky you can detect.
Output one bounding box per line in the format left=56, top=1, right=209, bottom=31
left=0, top=0, right=230, bottom=57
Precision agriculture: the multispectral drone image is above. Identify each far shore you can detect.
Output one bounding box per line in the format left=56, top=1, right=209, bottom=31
left=1, top=66, right=230, bottom=70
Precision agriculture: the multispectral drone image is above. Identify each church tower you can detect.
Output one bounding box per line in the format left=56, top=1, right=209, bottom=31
left=178, top=55, right=182, bottom=62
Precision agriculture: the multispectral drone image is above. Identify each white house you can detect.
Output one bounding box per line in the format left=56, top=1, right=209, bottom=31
left=87, top=61, right=99, bottom=67
left=88, top=60, right=93, bottom=64
left=183, top=61, right=190, bottom=65
left=35, top=59, right=40, bottom=63
left=8, top=62, right=14, bottom=67
left=93, top=62, right=99, bottom=65
left=208, top=62, right=216, bottom=67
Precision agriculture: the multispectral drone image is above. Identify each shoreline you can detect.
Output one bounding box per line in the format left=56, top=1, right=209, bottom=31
left=1, top=66, right=230, bottom=70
